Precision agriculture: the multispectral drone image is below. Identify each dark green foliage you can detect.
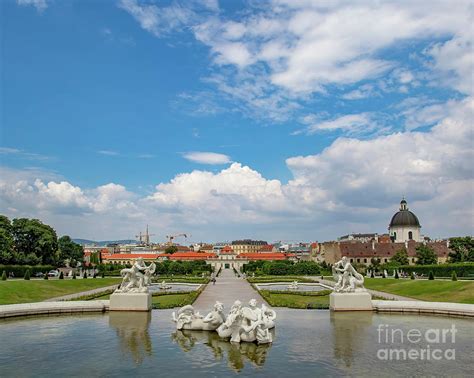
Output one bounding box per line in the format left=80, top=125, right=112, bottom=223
left=72, top=272, right=76, bottom=279
left=43, top=273, right=48, bottom=280
left=415, top=245, right=438, bottom=265
left=83, top=271, right=87, bottom=279
left=411, top=272, right=415, bottom=280
left=164, top=245, right=178, bottom=254
left=58, top=236, right=84, bottom=267
left=24, top=269, right=30, bottom=280
left=451, top=271, right=458, bottom=281
left=395, top=270, right=399, bottom=279
left=59, top=271, right=64, bottom=279
left=428, top=271, right=435, bottom=280
left=0, top=265, right=55, bottom=277
left=398, top=262, right=474, bottom=277
left=101, top=271, right=105, bottom=278
left=371, top=270, right=375, bottom=278
left=392, top=248, right=409, bottom=265
left=1, top=270, right=6, bottom=280
left=448, top=237, right=474, bottom=262
left=243, top=260, right=321, bottom=276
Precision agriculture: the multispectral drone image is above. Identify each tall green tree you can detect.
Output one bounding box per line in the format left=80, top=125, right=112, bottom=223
left=58, top=236, right=84, bottom=267
left=11, top=218, right=58, bottom=265
left=415, top=244, right=438, bottom=265
left=165, top=245, right=178, bottom=254
left=0, top=216, right=14, bottom=264
left=391, top=248, right=409, bottom=265
left=448, top=237, right=474, bottom=262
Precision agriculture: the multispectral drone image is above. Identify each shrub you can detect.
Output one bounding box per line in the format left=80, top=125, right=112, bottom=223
left=411, top=272, right=415, bottom=280
left=101, top=272, right=105, bottom=278
left=428, top=271, right=435, bottom=280
left=0, top=265, right=55, bottom=277
left=451, top=271, right=458, bottom=281
left=398, top=262, right=474, bottom=278
left=83, top=271, right=87, bottom=279
left=59, top=271, right=64, bottom=279
left=370, top=270, right=375, bottom=278
left=1, top=270, right=6, bottom=280
left=72, top=272, right=76, bottom=279
left=394, top=270, right=399, bottom=279
left=24, top=269, right=30, bottom=280
left=44, top=273, right=48, bottom=280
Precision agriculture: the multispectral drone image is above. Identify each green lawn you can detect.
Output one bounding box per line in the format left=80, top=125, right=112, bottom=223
left=0, top=278, right=121, bottom=305
left=259, top=290, right=330, bottom=309
left=364, top=278, right=474, bottom=304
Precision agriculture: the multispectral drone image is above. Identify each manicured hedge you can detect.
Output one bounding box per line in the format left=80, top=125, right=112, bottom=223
left=0, top=264, right=55, bottom=277
left=399, top=263, right=474, bottom=277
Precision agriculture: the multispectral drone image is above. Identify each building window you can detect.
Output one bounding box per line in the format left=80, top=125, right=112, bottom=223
left=357, top=258, right=360, bottom=263
left=393, top=232, right=397, bottom=239
left=384, top=258, right=388, bottom=262
left=364, top=259, right=367, bottom=263
left=408, top=231, right=413, bottom=240
left=350, top=259, right=353, bottom=263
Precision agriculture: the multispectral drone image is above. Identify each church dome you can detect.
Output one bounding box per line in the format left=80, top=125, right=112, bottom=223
left=389, top=199, right=421, bottom=227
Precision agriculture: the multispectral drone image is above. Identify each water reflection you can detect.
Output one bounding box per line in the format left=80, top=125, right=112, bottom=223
left=330, top=312, right=373, bottom=368
left=109, top=312, right=152, bottom=365
left=171, top=329, right=272, bottom=372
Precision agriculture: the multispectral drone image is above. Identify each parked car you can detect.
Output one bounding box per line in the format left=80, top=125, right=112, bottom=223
left=34, top=272, right=45, bottom=278
left=47, top=270, right=60, bottom=277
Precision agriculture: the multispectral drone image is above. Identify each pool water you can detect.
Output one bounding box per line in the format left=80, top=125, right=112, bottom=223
left=0, top=310, right=472, bottom=377
left=255, top=283, right=330, bottom=292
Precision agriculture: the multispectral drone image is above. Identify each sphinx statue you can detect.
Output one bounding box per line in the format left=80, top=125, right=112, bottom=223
left=332, top=256, right=366, bottom=293
left=172, top=301, right=225, bottom=331
left=159, top=280, right=172, bottom=290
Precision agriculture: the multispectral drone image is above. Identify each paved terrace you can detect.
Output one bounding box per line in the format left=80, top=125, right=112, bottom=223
left=192, top=269, right=266, bottom=311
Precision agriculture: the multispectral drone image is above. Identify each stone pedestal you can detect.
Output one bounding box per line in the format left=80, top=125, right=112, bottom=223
left=109, top=292, right=152, bottom=311
left=329, top=292, right=372, bottom=311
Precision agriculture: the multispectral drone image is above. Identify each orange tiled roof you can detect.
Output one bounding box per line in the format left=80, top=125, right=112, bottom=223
left=169, top=252, right=217, bottom=260
left=102, top=253, right=166, bottom=260
left=236, top=252, right=288, bottom=260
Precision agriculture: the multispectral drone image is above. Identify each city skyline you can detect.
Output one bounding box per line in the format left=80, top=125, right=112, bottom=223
left=1, top=0, right=473, bottom=241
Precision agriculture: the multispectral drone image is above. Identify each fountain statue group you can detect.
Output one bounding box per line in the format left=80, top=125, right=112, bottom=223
left=172, top=299, right=276, bottom=344
left=332, top=256, right=366, bottom=293
left=287, top=281, right=299, bottom=290
left=115, top=257, right=156, bottom=293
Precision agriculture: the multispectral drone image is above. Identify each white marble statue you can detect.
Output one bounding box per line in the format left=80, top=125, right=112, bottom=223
left=287, top=281, right=299, bottom=290
left=172, top=301, right=225, bottom=331
left=332, top=256, right=366, bottom=293
left=159, top=280, right=172, bottom=290
left=115, top=257, right=155, bottom=293
left=174, top=299, right=276, bottom=345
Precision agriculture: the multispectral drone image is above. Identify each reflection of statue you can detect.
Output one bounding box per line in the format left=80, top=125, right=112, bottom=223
left=171, top=329, right=272, bottom=372
left=332, top=257, right=366, bottom=293
left=175, top=299, right=276, bottom=344
left=172, top=301, right=225, bottom=331
left=287, top=281, right=299, bottom=289
left=116, top=258, right=155, bottom=293
left=331, top=312, right=373, bottom=368
left=109, top=312, right=152, bottom=365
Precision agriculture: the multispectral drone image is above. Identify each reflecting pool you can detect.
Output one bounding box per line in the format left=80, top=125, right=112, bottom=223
left=148, top=283, right=202, bottom=294
left=0, top=310, right=472, bottom=377
left=255, top=283, right=330, bottom=292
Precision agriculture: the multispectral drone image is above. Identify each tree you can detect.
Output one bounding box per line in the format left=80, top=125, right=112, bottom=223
left=448, top=237, right=474, bottom=262
left=11, top=218, right=58, bottom=265
left=0, top=216, right=14, bottom=263
left=1, top=270, right=6, bottom=280
left=24, top=269, right=30, bottom=280
left=58, top=236, right=83, bottom=267
left=415, top=245, right=438, bottom=265
left=59, top=271, right=64, bottom=279
left=428, top=271, right=435, bottom=280
left=395, top=270, right=399, bottom=279
left=165, top=246, right=178, bottom=254
left=410, top=272, right=415, bottom=280
left=392, top=248, right=409, bottom=265
left=451, top=271, right=458, bottom=281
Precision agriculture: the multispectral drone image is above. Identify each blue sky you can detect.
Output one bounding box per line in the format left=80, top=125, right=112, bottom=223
left=1, top=0, right=472, bottom=242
